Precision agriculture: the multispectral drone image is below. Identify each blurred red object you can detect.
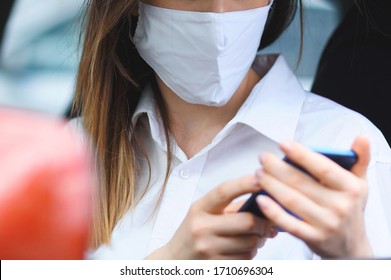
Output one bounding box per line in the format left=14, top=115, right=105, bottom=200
left=0, top=109, right=94, bottom=260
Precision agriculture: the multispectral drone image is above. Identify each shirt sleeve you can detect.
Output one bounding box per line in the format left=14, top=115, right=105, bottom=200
left=365, top=161, right=391, bottom=258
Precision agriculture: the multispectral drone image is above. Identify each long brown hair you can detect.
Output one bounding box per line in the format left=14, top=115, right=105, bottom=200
left=72, top=0, right=302, bottom=248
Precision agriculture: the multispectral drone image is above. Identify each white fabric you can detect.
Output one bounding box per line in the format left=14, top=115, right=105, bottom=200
left=81, top=54, right=391, bottom=260
left=133, top=1, right=272, bottom=106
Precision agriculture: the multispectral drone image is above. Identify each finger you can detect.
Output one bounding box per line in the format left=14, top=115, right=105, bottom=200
left=224, top=199, right=249, bottom=214
left=278, top=141, right=357, bottom=191
left=224, top=203, right=279, bottom=238
left=207, top=235, right=266, bottom=255
left=265, top=226, right=279, bottom=239
left=196, top=175, right=261, bottom=214
left=256, top=154, right=336, bottom=206
left=208, top=212, right=273, bottom=237
left=350, top=135, right=370, bottom=178
left=256, top=195, right=319, bottom=242
left=220, top=236, right=266, bottom=255
left=256, top=170, right=332, bottom=227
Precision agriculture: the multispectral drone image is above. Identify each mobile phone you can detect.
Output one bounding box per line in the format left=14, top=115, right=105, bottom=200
left=238, top=148, right=358, bottom=222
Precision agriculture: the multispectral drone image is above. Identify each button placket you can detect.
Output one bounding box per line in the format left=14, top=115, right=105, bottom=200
left=147, top=155, right=207, bottom=254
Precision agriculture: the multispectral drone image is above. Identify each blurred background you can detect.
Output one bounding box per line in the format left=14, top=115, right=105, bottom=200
left=1, top=0, right=389, bottom=261
left=0, top=0, right=355, bottom=116
left=0, top=0, right=83, bottom=116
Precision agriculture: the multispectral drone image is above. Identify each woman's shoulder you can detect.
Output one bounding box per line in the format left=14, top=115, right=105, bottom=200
left=300, top=91, right=391, bottom=163
left=302, top=91, right=379, bottom=130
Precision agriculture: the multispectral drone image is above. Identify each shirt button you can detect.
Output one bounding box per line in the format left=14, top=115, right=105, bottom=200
left=179, top=169, right=190, bottom=179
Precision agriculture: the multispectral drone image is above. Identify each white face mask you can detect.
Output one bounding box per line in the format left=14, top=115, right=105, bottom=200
left=133, top=1, right=273, bottom=106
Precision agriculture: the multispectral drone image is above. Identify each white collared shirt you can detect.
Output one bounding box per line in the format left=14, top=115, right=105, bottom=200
left=84, top=54, right=391, bottom=259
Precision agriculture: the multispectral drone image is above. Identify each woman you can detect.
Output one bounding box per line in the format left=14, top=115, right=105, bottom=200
left=71, top=0, right=391, bottom=259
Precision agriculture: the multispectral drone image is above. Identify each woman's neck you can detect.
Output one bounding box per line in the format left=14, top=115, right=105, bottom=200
left=156, top=68, right=261, bottom=159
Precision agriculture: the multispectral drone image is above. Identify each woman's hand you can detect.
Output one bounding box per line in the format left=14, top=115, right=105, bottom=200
left=255, top=135, right=373, bottom=258
left=145, top=176, right=277, bottom=260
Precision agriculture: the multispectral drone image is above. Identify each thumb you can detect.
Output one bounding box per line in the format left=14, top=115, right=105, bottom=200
left=223, top=199, right=249, bottom=214
left=350, top=135, right=370, bottom=178
left=195, top=175, right=261, bottom=214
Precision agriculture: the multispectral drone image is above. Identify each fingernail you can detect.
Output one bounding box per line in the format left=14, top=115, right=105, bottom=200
left=255, top=168, right=264, bottom=180
left=256, top=195, right=268, bottom=208
left=280, top=141, right=294, bottom=152
left=270, top=227, right=279, bottom=238
left=252, top=178, right=259, bottom=186
left=258, top=154, right=266, bottom=164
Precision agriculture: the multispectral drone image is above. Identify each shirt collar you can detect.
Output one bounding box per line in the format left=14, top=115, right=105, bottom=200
left=132, top=83, right=156, bottom=126
left=132, top=84, right=167, bottom=148
left=234, top=54, right=306, bottom=143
